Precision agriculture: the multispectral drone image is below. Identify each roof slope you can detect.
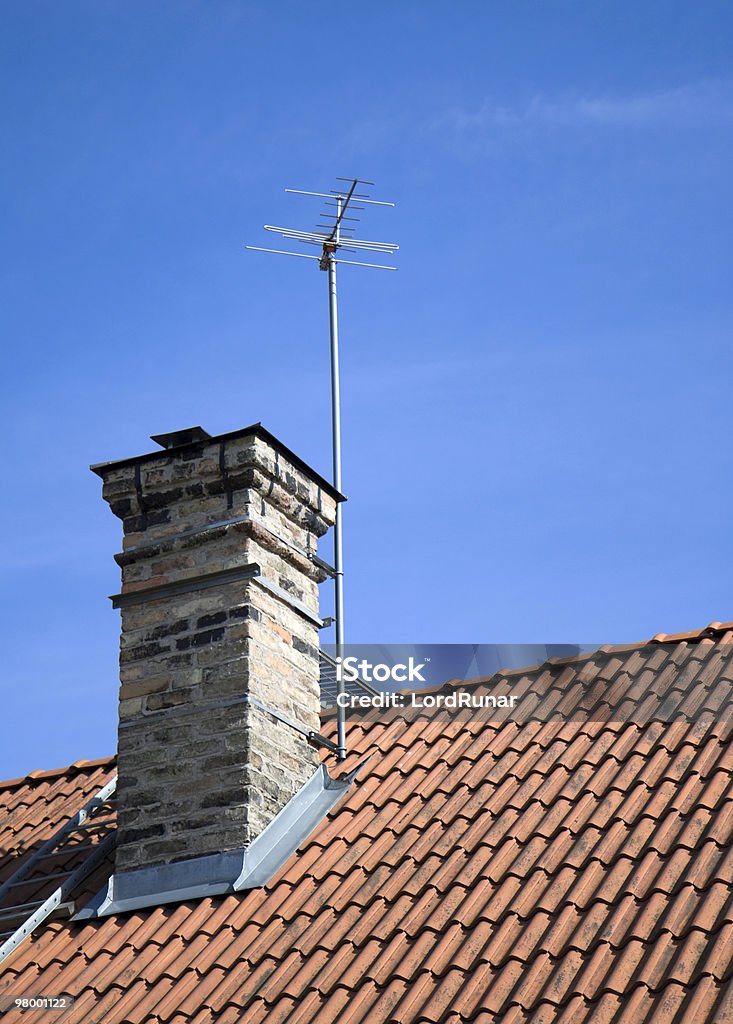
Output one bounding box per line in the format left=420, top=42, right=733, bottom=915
left=2, top=626, right=733, bottom=1023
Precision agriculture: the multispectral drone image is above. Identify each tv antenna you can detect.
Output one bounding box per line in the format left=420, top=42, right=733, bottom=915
left=246, top=177, right=398, bottom=760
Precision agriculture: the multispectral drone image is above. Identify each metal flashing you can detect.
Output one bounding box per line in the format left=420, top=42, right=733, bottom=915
left=244, top=694, right=337, bottom=752
left=90, top=423, right=346, bottom=504
left=114, top=676, right=349, bottom=729
left=150, top=426, right=212, bottom=450
left=116, top=690, right=338, bottom=751
left=115, top=514, right=254, bottom=558
left=75, top=762, right=363, bottom=919
left=251, top=574, right=324, bottom=627
left=109, top=563, right=261, bottom=609
left=117, top=514, right=334, bottom=580
left=110, top=560, right=321, bottom=626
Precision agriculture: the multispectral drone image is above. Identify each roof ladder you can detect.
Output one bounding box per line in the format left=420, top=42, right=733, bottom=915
left=318, top=649, right=378, bottom=707
left=0, top=775, right=117, bottom=966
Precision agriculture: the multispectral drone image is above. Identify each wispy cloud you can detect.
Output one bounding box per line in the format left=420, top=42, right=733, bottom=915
left=434, top=80, right=733, bottom=143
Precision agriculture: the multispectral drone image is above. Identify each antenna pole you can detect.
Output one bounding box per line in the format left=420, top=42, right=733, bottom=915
left=245, top=179, right=397, bottom=763
left=327, top=198, right=347, bottom=760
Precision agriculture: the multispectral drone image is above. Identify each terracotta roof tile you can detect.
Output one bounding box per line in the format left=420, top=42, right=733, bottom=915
left=680, top=975, right=722, bottom=1022
left=148, top=973, right=198, bottom=1023
left=533, top=866, right=576, bottom=914
left=588, top=992, right=624, bottom=1023
left=254, top=995, right=300, bottom=1024
left=555, top=994, right=592, bottom=1023
left=697, top=880, right=733, bottom=930
left=2, top=632, right=733, bottom=1021
left=650, top=981, right=690, bottom=1024
left=459, top=960, right=516, bottom=1017
left=478, top=959, right=525, bottom=1013
left=510, top=951, right=556, bottom=1010
left=536, top=833, right=577, bottom=875
left=541, top=950, right=587, bottom=1007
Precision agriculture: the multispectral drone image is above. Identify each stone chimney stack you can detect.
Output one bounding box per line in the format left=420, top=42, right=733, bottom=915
left=92, top=425, right=339, bottom=876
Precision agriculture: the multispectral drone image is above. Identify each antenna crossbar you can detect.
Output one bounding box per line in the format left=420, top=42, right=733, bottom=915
left=264, top=224, right=398, bottom=252
left=286, top=189, right=394, bottom=208
left=244, top=246, right=321, bottom=261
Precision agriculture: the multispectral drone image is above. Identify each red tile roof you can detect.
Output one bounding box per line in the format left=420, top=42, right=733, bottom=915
left=2, top=624, right=733, bottom=1022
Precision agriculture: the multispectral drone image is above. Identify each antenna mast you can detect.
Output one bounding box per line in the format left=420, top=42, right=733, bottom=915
left=246, top=177, right=398, bottom=760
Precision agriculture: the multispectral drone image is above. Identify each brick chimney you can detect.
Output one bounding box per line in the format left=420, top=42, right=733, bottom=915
left=92, top=424, right=340, bottom=876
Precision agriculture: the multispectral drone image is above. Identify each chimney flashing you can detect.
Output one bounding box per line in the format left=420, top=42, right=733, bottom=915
left=75, top=762, right=363, bottom=918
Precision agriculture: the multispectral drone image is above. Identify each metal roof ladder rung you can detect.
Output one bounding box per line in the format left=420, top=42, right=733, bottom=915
left=5, top=868, right=77, bottom=889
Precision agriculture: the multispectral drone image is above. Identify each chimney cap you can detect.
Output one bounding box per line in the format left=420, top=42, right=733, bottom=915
left=150, top=426, right=212, bottom=450
left=90, top=422, right=346, bottom=502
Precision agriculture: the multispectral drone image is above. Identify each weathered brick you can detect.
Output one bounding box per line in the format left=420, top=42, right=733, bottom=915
left=144, top=689, right=195, bottom=712
left=119, top=675, right=169, bottom=700
left=197, top=610, right=227, bottom=629
left=175, top=627, right=225, bottom=651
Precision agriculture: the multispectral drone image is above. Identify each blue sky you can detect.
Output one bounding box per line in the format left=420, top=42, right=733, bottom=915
left=1, top=1, right=732, bottom=776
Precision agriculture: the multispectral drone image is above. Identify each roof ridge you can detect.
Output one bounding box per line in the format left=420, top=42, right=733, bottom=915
left=652, top=621, right=733, bottom=642
left=394, top=623, right=733, bottom=698
left=0, top=755, right=116, bottom=792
